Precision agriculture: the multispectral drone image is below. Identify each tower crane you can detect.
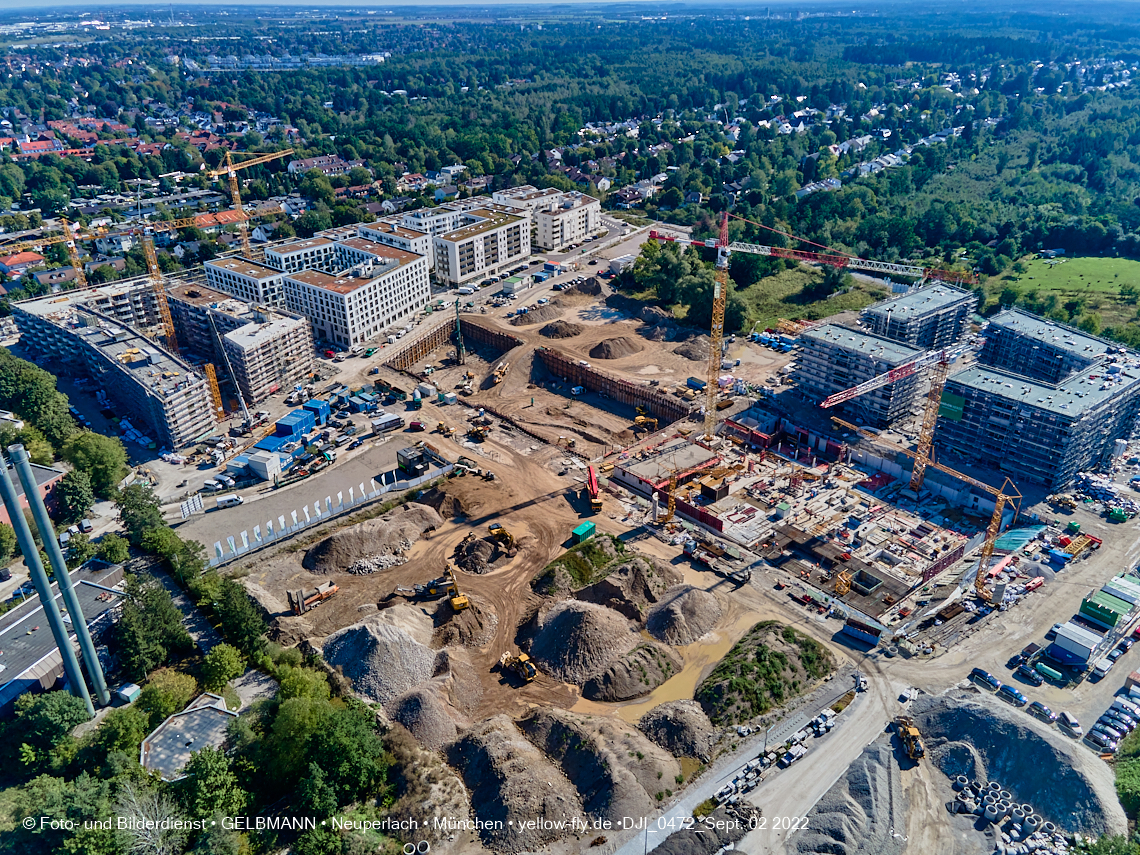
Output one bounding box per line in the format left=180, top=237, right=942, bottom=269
left=704, top=211, right=729, bottom=441
left=206, top=149, right=293, bottom=257
left=0, top=217, right=96, bottom=290
left=139, top=234, right=180, bottom=356
left=820, top=341, right=972, bottom=491
left=207, top=312, right=252, bottom=429
left=831, top=416, right=1020, bottom=603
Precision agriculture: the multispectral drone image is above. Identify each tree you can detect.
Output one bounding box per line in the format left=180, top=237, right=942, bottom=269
left=0, top=521, right=16, bottom=563
left=14, top=691, right=90, bottom=753
left=175, top=746, right=249, bottom=819
left=61, top=431, right=128, bottom=499
left=214, top=577, right=266, bottom=658
left=116, top=781, right=189, bottom=855
left=310, top=700, right=389, bottom=805
left=96, top=532, right=130, bottom=565
left=116, top=484, right=164, bottom=546
left=201, top=643, right=245, bottom=692
left=115, top=574, right=194, bottom=681
left=137, top=669, right=199, bottom=729
left=66, top=532, right=95, bottom=568
left=297, top=762, right=338, bottom=818
left=89, top=705, right=149, bottom=757
left=299, top=170, right=335, bottom=205
left=55, top=469, right=95, bottom=523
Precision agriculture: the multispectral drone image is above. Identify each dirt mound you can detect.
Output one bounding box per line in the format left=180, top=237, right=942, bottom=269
left=434, top=647, right=483, bottom=716
left=448, top=715, right=584, bottom=853
left=583, top=642, right=682, bottom=701
left=454, top=535, right=512, bottom=574
left=510, top=304, right=562, bottom=326
left=416, top=486, right=470, bottom=519
left=574, top=556, right=681, bottom=621
left=539, top=320, right=583, bottom=339
left=566, top=276, right=602, bottom=296
left=431, top=595, right=499, bottom=648
left=639, top=701, right=716, bottom=761
left=388, top=684, right=458, bottom=750
left=322, top=618, right=437, bottom=705
left=790, top=735, right=907, bottom=855
left=303, top=503, right=443, bottom=575
left=520, top=708, right=679, bottom=822
left=695, top=621, right=835, bottom=726
left=909, top=690, right=1126, bottom=835
left=673, top=335, right=711, bottom=362
left=589, top=336, right=644, bottom=359
left=647, top=585, right=723, bottom=644
left=530, top=600, right=638, bottom=684
left=383, top=727, right=476, bottom=849
left=653, top=802, right=760, bottom=855
left=639, top=305, right=674, bottom=324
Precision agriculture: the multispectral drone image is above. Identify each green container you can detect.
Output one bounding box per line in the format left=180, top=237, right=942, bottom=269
left=572, top=522, right=596, bottom=544
left=1035, top=663, right=1063, bottom=682
left=1110, top=508, right=1129, bottom=523
left=1066, top=521, right=1081, bottom=534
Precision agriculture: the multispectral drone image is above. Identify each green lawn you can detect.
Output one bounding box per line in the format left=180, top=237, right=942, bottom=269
left=735, top=266, right=891, bottom=331
left=983, top=255, right=1140, bottom=331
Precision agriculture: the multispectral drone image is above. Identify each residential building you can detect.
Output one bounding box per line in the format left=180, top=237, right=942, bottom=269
left=95, top=233, right=134, bottom=255
left=204, top=257, right=286, bottom=306
left=264, top=237, right=338, bottom=275
left=0, top=251, right=44, bottom=276
left=793, top=324, right=924, bottom=428
left=31, top=267, right=78, bottom=288
left=430, top=207, right=530, bottom=286
left=0, top=461, right=64, bottom=526
left=860, top=284, right=977, bottom=350
left=167, top=281, right=251, bottom=360
left=222, top=311, right=314, bottom=404
left=534, top=192, right=601, bottom=251
left=493, top=185, right=567, bottom=214
left=287, top=155, right=365, bottom=177
left=979, top=309, right=1111, bottom=384
left=357, top=220, right=432, bottom=260
left=283, top=247, right=430, bottom=348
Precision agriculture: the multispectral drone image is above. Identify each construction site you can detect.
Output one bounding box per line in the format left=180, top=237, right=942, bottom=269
left=215, top=217, right=1140, bottom=855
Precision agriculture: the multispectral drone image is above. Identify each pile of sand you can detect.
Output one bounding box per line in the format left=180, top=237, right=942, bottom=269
left=589, top=336, right=644, bottom=359
left=539, top=320, right=583, bottom=339
left=529, top=600, right=638, bottom=684
left=574, top=556, right=681, bottom=621
left=647, top=585, right=723, bottom=644
left=673, top=335, right=711, bottom=362
left=448, top=715, right=584, bottom=853
left=583, top=642, right=682, bottom=701
left=454, top=536, right=511, bottom=574
left=322, top=618, right=437, bottom=705
left=566, top=276, right=602, bottom=296
left=638, top=700, right=717, bottom=761
left=510, top=304, right=563, bottom=326
left=387, top=684, right=458, bottom=750
left=303, top=503, right=443, bottom=575
left=432, top=595, right=499, bottom=648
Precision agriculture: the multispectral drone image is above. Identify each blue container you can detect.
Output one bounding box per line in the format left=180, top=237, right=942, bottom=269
left=303, top=399, right=331, bottom=426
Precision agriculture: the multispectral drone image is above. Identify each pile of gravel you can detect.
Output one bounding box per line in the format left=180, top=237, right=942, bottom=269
left=789, top=735, right=907, bottom=855
left=347, top=551, right=410, bottom=575
left=638, top=700, right=717, bottom=761
left=567, top=277, right=602, bottom=296
left=454, top=537, right=508, bottom=574
left=589, top=336, right=644, bottom=359
left=530, top=600, right=638, bottom=684
left=539, top=320, right=583, bottom=339
left=510, top=303, right=563, bottom=326
left=323, top=618, right=437, bottom=705
left=673, top=335, right=711, bottom=362
left=388, top=684, right=458, bottom=750
left=303, top=503, right=443, bottom=575
left=574, top=555, right=680, bottom=620
left=647, top=585, right=723, bottom=644
left=583, top=642, right=682, bottom=701
left=432, top=595, right=499, bottom=648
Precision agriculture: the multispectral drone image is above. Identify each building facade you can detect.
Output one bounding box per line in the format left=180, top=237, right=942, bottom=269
left=204, top=258, right=286, bottom=306
left=534, top=192, right=601, bottom=251
left=859, top=284, right=976, bottom=350
left=430, top=208, right=529, bottom=286
left=222, top=313, right=314, bottom=404
left=264, top=237, right=338, bottom=275
left=979, top=309, right=1111, bottom=384
left=793, top=325, right=924, bottom=428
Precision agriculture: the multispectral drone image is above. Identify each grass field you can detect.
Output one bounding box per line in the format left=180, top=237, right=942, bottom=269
left=984, top=255, right=1140, bottom=330
left=735, top=266, right=891, bottom=330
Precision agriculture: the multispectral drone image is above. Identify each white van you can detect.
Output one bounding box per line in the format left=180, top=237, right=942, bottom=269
left=216, top=494, right=244, bottom=508
left=216, top=474, right=236, bottom=488
left=457, top=287, right=475, bottom=295
left=203, top=480, right=223, bottom=492
left=1059, top=711, right=1082, bottom=736
left=1094, top=658, right=1114, bottom=678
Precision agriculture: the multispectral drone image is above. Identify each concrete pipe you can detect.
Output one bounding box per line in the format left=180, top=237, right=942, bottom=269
left=954, top=775, right=969, bottom=790
left=1000, top=790, right=1012, bottom=802
left=996, top=801, right=1011, bottom=818
left=989, top=781, right=1002, bottom=792
left=1011, top=809, right=1026, bottom=824
left=984, top=803, right=1000, bottom=823
left=983, top=794, right=997, bottom=806
left=1042, top=822, right=1056, bottom=834
left=1025, top=815, right=1041, bottom=832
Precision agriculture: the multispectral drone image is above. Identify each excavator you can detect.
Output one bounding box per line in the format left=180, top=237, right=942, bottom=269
left=895, top=716, right=925, bottom=760
left=391, top=563, right=468, bottom=612
left=445, top=563, right=469, bottom=612
left=499, top=650, right=538, bottom=683
left=468, top=425, right=488, bottom=442
left=633, top=416, right=658, bottom=432
left=488, top=522, right=516, bottom=553
left=436, top=422, right=455, bottom=437
left=586, top=465, right=603, bottom=513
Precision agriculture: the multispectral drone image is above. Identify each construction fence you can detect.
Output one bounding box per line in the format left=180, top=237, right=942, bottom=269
left=381, top=318, right=456, bottom=372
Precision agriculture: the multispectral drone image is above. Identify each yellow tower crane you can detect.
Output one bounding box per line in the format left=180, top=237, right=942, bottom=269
left=206, top=149, right=293, bottom=257
left=203, top=363, right=225, bottom=421
left=0, top=217, right=101, bottom=290
left=139, top=234, right=179, bottom=355
left=704, top=211, right=730, bottom=441
left=831, top=417, right=1021, bottom=603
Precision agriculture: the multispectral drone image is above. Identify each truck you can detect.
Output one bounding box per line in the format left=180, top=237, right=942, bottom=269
left=287, top=581, right=339, bottom=615
left=686, top=376, right=707, bottom=391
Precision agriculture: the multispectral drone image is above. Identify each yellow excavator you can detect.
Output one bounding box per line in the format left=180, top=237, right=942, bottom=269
left=468, top=425, right=488, bottom=441
left=436, top=422, right=455, bottom=437
left=634, top=416, right=658, bottom=432
left=500, top=650, right=537, bottom=683
left=488, top=521, right=516, bottom=552
left=445, top=563, right=469, bottom=612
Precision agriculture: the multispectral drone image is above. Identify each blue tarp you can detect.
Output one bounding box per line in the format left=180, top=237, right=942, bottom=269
left=993, top=525, right=1046, bottom=553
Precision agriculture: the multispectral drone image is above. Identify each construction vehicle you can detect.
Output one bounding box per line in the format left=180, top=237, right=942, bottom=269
left=488, top=522, right=516, bottom=552
left=586, top=465, right=603, bottom=513
left=832, top=417, right=1020, bottom=604
left=445, top=563, right=469, bottom=611
left=437, top=422, right=455, bottom=437
left=287, top=581, right=339, bottom=615
left=206, top=149, right=293, bottom=256
left=636, top=406, right=650, bottom=417
left=556, top=435, right=577, bottom=449
left=633, top=416, right=659, bottom=432
left=492, top=361, right=510, bottom=385
left=895, top=716, right=925, bottom=760
left=1052, top=494, right=1077, bottom=510
left=468, top=425, right=488, bottom=441
left=409, top=420, right=426, bottom=432
left=499, top=650, right=538, bottom=683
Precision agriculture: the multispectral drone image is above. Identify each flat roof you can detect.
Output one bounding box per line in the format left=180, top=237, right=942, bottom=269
left=267, top=237, right=335, bottom=256
left=987, top=308, right=1123, bottom=359
left=1086, top=589, right=1132, bottom=615
left=361, top=220, right=426, bottom=239
left=75, top=313, right=203, bottom=397
left=286, top=264, right=406, bottom=295
left=14, top=278, right=152, bottom=316
left=1057, top=621, right=1104, bottom=647
left=336, top=238, right=419, bottom=264
left=224, top=315, right=307, bottom=350
left=166, top=281, right=232, bottom=306
left=205, top=257, right=282, bottom=280
left=862, top=283, right=974, bottom=320
left=800, top=324, right=924, bottom=364
left=439, top=208, right=523, bottom=242
left=945, top=360, right=1140, bottom=417
left=539, top=193, right=599, bottom=216
left=620, top=438, right=719, bottom=484
left=141, top=693, right=237, bottom=781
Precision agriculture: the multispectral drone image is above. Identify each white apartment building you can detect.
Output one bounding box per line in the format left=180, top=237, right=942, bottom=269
left=492, top=185, right=566, bottom=214
left=535, top=192, right=602, bottom=251
left=264, top=237, right=338, bottom=274
left=431, top=208, right=530, bottom=286
left=204, top=258, right=286, bottom=306
left=357, top=220, right=432, bottom=261
left=283, top=247, right=430, bottom=348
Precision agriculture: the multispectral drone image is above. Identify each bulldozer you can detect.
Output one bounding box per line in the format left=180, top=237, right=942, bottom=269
left=499, top=650, right=537, bottom=683
left=896, top=716, right=925, bottom=761
left=436, top=422, right=455, bottom=437
left=633, top=416, right=658, bottom=432
left=488, top=521, right=517, bottom=554
left=468, top=425, right=488, bottom=442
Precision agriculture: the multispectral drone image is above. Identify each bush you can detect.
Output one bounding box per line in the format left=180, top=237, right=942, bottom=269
left=137, top=670, right=199, bottom=729
left=96, top=532, right=130, bottom=565
left=201, top=644, right=245, bottom=693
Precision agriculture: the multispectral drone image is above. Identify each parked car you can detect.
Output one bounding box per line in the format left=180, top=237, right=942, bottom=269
left=1016, top=664, right=1044, bottom=686
left=1028, top=701, right=1057, bottom=723
left=1101, top=711, right=1135, bottom=732
left=1059, top=711, right=1083, bottom=736
left=1092, top=722, right=1125, bottom=742
left=349, top=439, right=364, bottom=450
left=1121, top=638, right=1135, bottom=652
left=969, top=667, right=1001, bottom=692
left=1086, top=731, right=1118, bottom=752
left=1109, top=647, right=1126, bottom=662
left=997, top=685, right=1028, bottom=707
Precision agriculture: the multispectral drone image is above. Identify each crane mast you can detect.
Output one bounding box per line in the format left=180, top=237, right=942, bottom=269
left=206, top=149, right=293, bottom=258
left=140, top=234, right=179, bottom=355
left=705, top=211, right=729, bottom=441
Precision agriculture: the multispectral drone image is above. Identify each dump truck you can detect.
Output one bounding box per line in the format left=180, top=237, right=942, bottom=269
left=896, top=716, right=925, bottom=760
left=500, top=650, right=537, bottom=683
left=287, top=581, right=339, bottom=615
